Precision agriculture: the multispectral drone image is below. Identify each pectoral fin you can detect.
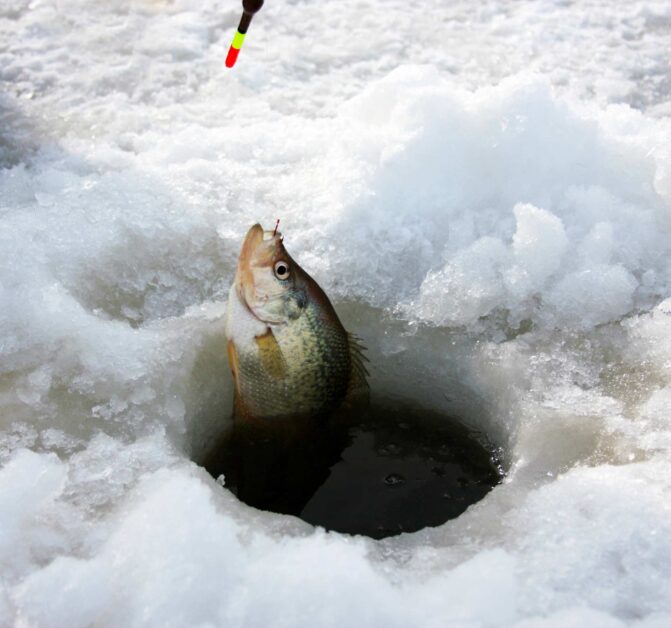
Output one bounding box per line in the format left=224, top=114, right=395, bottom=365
left=255, top=329, right=288, bottom=379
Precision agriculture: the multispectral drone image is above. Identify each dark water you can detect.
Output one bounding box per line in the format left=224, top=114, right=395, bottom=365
left=203, top=400, right=503, bottom=539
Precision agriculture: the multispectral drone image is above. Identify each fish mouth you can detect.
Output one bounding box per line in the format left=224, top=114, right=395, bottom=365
left=235, top=223, right=283, bottom=314
left=238, top=223, right=265, bottom=274
left=238, top=223, right=283, bottom=270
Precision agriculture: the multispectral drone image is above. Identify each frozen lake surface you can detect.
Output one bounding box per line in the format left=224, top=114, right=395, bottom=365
left=2, top=0, right=671, bottom=625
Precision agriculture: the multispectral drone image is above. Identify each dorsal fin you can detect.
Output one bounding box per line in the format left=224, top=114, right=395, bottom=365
left=346, top=332, right=370, bottom=403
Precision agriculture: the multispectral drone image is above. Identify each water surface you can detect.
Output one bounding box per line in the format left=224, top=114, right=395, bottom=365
left=204, top=399, right=504, bottom=539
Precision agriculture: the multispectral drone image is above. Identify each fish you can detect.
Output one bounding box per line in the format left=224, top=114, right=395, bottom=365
left=225, top=222, right=368, bottom=421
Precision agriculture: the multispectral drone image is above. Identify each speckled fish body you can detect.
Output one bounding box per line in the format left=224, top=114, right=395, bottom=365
left=225, top=224, right=367, bottom=420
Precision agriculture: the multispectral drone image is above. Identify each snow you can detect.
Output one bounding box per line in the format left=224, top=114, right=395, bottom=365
left=2, top=0, right=671, bottom=625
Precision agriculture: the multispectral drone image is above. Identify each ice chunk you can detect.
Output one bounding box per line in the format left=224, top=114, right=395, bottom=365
left=547, top=264, right=637, bottom=329
left=505, top=203, right=568, bottom=298
left=416, top=236, right=510, bottom=326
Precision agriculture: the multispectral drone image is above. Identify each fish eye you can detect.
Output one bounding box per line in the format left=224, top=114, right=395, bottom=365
left=274, top=261, right=290, bottom=279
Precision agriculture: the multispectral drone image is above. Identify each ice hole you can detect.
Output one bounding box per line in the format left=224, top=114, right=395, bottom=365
left=202, top=396, right=504, bottom=539
left=191, top=302, right=508, bottom=539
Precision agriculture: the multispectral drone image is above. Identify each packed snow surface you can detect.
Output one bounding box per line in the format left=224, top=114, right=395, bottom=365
left=2, top=0, right=671, bottom=625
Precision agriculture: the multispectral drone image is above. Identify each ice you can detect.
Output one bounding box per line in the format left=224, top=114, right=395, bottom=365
left=2, top=0, right=671, bottom=626
left=547, top=264, right=637, bottom=330
left=0, top=450, right=67, bottom=578
left=12, top=468, right=518, bottom=628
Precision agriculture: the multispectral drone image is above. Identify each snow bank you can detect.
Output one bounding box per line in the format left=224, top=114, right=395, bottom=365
left=298, top=67, right=666, bottom=334
left=12, top=468, right=517, bottom=628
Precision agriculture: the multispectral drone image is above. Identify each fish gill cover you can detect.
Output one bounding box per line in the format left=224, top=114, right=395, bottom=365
left=1, top=0, right=671, bottom=626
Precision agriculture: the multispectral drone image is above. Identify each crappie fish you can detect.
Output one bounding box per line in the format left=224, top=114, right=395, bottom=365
left=225, top=223, right=368, bottom=420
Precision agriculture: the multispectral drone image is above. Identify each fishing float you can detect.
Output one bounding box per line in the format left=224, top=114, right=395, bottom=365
left=226, top=0, right=264, bottom=68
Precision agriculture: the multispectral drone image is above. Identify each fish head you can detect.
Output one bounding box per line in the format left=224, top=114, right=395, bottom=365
left=234, top=223, right=305, bottom=325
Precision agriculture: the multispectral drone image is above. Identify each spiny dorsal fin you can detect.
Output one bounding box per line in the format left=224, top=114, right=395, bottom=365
left=346, top=332, right=370, bottom=403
